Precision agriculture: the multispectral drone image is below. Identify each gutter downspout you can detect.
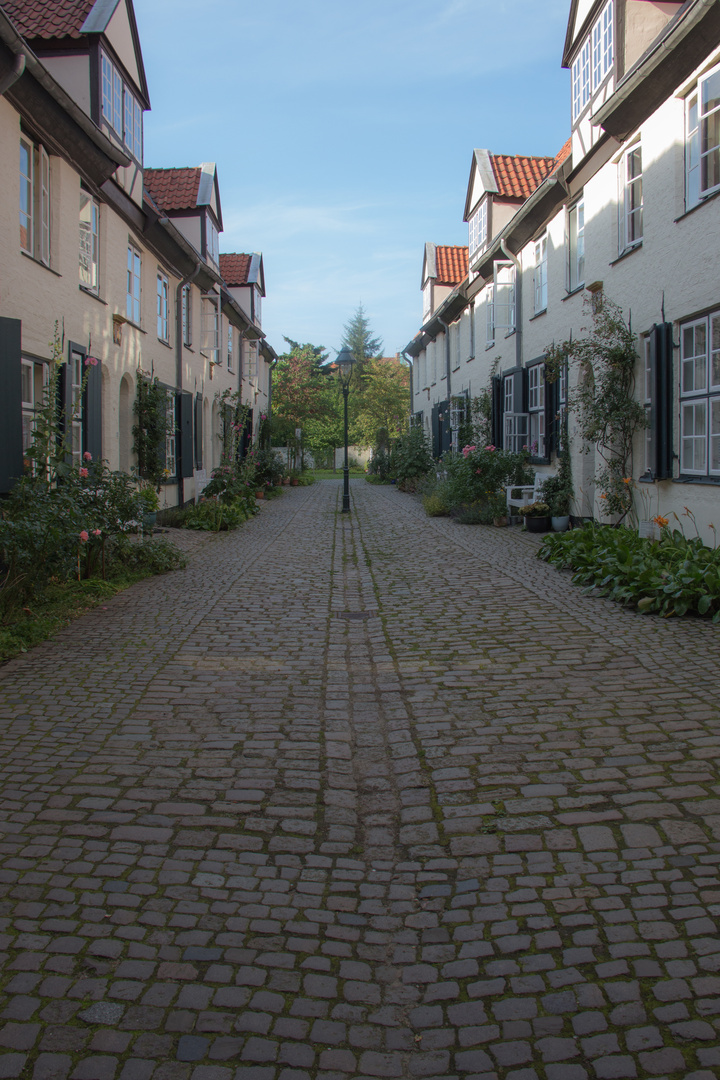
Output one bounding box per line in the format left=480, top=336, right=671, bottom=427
left=401, top=351, right=414, bottom=423
left=267, top=356, right=278, bottom=439
left=0, top=50, right=25, bottom=96
left=500, top=238, right=522, bottom=370
left=174, top=257, right=202, bottom=506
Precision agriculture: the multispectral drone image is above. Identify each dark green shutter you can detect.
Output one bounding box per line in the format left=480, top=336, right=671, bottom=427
left=180, top=391, right=193, bottom=478
left=546, top=373, right=559, bottom=457
left=655, top=323, right=674, bottom=480
left=0, top=317, right=23, bottom=494
left=491, top=376, right=503, bottom=447
left=194, top=394, right=203, bottom=469
left=84, top=358, right=102, bottom=461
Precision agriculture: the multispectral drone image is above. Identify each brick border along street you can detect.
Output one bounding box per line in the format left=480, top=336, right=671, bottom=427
left=0, top=479, right=719, bottom=1080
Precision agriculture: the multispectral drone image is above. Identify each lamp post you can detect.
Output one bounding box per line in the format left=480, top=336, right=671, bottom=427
left=335, top=347, right=354, bottom=512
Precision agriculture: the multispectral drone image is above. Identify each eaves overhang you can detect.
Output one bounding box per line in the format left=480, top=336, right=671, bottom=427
left=470, top=174, right=567, bottom=284
left=0, top=9, right=130, bottom=185
left=595, top=0, right=720, bottom=140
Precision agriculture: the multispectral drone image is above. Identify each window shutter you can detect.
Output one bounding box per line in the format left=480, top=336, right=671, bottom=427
left=0, top=317, right=23, bottom=494
left=180, top=391, right=193, bottom=478
left=84, top=358, right=102, bottom=462
left=194, top=393, right=203, bottom=469
left=486, top=286, right=494, bottom=345
left=546, top=373, right=557, bottom=453
left=491, top=375, right=503, bottom=447
left=654, top=322, right=674, bottom=480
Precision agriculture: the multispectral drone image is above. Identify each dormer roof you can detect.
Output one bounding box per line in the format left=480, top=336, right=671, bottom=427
left=144, top=162, right=223, bottom=229
left=2, top=0, right=96, bottom=39
left=464, top=148, right=558, bottom=221
left=144, top=167, right=201, bottom=212
left=435, top=246, right=468, bottom=287
left=220, top=253, right=265, bottom=296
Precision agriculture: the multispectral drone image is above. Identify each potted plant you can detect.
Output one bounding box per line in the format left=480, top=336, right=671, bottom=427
left=541, top=475, right=571, bottom=532
left=488, top=491, right=508, bottom=527
left=137, top=483, right=160, bottom=533
left=519, top=501, right=551, bottom=533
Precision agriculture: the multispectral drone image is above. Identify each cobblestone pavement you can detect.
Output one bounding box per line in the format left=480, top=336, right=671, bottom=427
left=1, top=479, right=720, bottom=1080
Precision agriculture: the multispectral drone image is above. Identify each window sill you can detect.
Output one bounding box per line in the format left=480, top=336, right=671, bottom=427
left=561, top=285, right=585, bottom=302
left=158, top=337, right=173, bottom=349
left=609, top=243, right=642, bottom=267
left=79, top=285, right=107, bottom=305
left=465, top=355, right=475, bottom=363
left=529, top=308, right=547, bottom=322
left=485, top=342, right=496, bottom=351
left=21, top=251, right=61, bottom=277
left=675, top=185, right=720, bottom=223
left=124, top=319, right=146, bottom=334
left=673, top=474, right=720, bottom=485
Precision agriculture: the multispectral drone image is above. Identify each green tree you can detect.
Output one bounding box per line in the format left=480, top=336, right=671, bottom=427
left=352, top=357, right=410, bottom=449
left=271, top=339, right=341, bottom=464
left=340, top=304, right=383, bottom=374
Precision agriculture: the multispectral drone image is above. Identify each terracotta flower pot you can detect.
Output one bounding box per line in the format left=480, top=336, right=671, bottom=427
left=255, top=490, right=264, bottom=500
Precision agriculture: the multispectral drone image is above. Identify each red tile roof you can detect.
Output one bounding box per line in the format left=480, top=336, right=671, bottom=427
left=490, top=154, right=557, bottom=200
left=2, top=0, right=96, bottom=39
left=551, top=137, right=572, bottom=173
left=144, top=168, right=201, bottom=212
left=435, top=245, right=468, bottom=286
left=219, top=253, right=252, bottom=287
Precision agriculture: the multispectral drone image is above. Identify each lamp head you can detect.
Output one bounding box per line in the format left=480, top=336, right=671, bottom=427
left=335, top=347, right=354, bottom=386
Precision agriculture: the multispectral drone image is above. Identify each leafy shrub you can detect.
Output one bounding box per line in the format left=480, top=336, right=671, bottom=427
left=112, top=535, right=187, bottom=573
left=423, top=491, right=450, bottom=517
left=539, top=523, right=720, bottom=620
left=181, top=500, right=248, bottom=532
left=451, top=502, right=494, bottom=525
left=394, top=427, right=434, bottom=491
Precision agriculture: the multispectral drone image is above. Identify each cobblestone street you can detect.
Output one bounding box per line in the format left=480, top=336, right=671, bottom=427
left=1, top=479, right=720, bottom=1080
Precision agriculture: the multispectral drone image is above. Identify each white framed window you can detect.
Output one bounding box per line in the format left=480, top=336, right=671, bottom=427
left=469, top=199, right=487, bottom=259
left=79, top=192, right=99, bottom=292
left=534, top=235, right=548, bottom=313
left=493, top=261, right=515, bottom=334
left=450, top=321, right=460, bottom=371
left=620, top=144, right=643, bottom=252
left=528, top=364, right=546, bottom=458
left=254, top=287, right=262, bottom=327
left=572, top=38, right=591, bottom=121
left=165, top=393, right=177, bottom=478
left=182, top=285, right=192, bottom=346
left=21, top=359, right=50, bottom=458
left=227, top=324, right=234, bottom=371
left=206, top=215, right=219, bottom=267
left=686, top=63, right=720, bottom=210
left=127, top=244, right=141, bottom=323
left=485, top=285, right=495, bottom=347
left=101, top=50, right=142, bottom=161
left=680, top=310, right=720, bottom=475
left=157, top=273, right=169, bottom=341
left=504, top=374, right=514, bottom=416
left=568, top=200, right=585, bottom=292
left=572, top=1, right=613, bottom=121
left=422, top=281, right=432, bottom=322
left=469, top=302, right=475, bottom=359
left=504, top=413, right=528, bottom=454
left=19, top=138, right=50, bottom=265
left=201, top=294, right=219, bottom=364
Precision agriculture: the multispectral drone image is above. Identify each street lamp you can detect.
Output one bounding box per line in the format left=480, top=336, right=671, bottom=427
left=335, top=347, right=354, bottom=512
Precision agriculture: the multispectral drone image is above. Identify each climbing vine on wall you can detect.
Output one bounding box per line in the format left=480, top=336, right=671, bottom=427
left=132, top=370, right=170, bottom=487
left=546, top=295, right=646, bottom=520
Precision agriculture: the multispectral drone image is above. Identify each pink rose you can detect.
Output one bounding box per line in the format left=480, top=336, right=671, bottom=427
left=485, top=445, right=496, bottom=452
left=84, top=356, right=98, bottom=367
left=83, top=451, right=92, bottom=461
left=79, top=530, right=89, bottom=542
left=92, top=529, right=101, bottom=536
left=79, top=468, right=89, bottom=478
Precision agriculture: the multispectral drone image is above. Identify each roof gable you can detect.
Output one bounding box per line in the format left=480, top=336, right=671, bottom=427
left=98, top=0, right=148, bottom=104
left=220, top=253, right=265, bottom=293
left=490, top=153, right=557, bottom=199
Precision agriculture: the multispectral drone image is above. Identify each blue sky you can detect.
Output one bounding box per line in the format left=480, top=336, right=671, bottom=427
left=136, top=0, right=572, bottom=358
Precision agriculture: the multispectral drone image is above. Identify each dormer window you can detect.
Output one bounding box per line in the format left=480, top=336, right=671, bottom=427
left=254, top=287, right=262, bottom=327
left=206, top=215, right=219, bottom=268
left=101, top=50, right=142, bottom=161
left=571, top=1, right=613, bottom=122
left=469, top=199, right=487, bottom=259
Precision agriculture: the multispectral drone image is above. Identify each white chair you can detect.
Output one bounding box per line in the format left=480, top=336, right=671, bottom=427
left=506, top=472, right=555, bottom=518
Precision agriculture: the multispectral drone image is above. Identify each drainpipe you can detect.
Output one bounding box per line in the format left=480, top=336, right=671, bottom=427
left=401, top=350, right=413, bottom=423
left=0, top=50, right=25, bottom=96
left=174, top=258, right=201, bottom=506
left=500, top=238, right=522, bottom=369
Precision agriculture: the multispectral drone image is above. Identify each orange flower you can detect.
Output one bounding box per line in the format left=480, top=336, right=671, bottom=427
left=653, top=515, right=669, bottom=529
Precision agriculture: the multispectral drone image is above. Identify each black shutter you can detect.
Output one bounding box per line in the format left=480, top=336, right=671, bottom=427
left=440, top=400, right=452, bottom=455
left=655, top=323, right=674, bottom=480
left=546, top=374, right=559, bottom=457
left=431, top=403, right=440, bottom=458
left=194, top=394, right=203, bottom=469
left=491, top=376, right=503, bottom=447
left=0, top=317, right=23, bottom=494
left=84, top=358, right=102, bottom=461
left=180, top=391, right=193, bottom=478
